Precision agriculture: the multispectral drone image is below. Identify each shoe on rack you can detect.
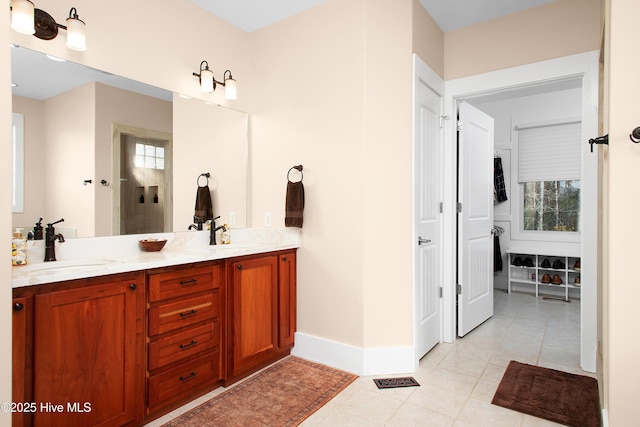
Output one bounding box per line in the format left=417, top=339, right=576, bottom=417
left=573, top=260, right=581, bottom=271
left=552, top=274, right=563, bottom=285
left=552, top=259, right=566, bottom=269
left=541, top=273, right=552, bottom=284
left=523, top=257, right=534, bottom=267
left=540, top=259, right=551, bottom=268
left=513, top=257, right=523, bottom=266
left=574, top=276, right=581, bottom=287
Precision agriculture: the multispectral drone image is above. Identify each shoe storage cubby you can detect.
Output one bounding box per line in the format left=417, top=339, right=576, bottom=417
left=506, top=250, right=581, bottom=301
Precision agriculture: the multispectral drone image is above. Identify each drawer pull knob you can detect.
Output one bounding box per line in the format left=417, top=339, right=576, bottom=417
left=180, top=309, right=198, bottom=317
left=179, top=371, right=197, bottom=382
left=180, top=278, right=198, bottom=285
left=179, top=340, right=198, bottom=349
left=129, top=283, right=137, bottom=291
left=13, top=302, right=24, bottom=312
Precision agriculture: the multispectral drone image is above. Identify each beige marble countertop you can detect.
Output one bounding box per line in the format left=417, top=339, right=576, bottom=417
left=12, top=228, right=301, bottom=288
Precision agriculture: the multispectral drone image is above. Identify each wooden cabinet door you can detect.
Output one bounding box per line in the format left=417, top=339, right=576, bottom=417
left=12, top=297, right=27, bottom=427
left=230, top=256, right=278, bottom=377
left=278, top=252, right=297, bottom=349
left=33, top=275, right=143, bottom=427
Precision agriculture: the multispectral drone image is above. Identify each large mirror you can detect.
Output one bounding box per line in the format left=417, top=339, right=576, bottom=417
left=11, top=45, right=248, bottom=238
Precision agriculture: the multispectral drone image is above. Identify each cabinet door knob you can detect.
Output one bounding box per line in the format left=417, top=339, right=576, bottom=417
left=282, top=256, right=287, bottom=261
left=129, top=283, right=137, bottom=291
left=13, top=302, right=24, bottom=312
left=237, top=264, right=242, bottom=270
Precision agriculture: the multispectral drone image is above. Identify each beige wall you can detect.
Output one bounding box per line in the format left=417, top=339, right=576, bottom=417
left=250, top=0, right=368, bottom=346
left=444, top=0, right=601, bottom=79
left=94, top=83, right=172, bottom=236
left=172, top=96, right=248, bottom=230
left=412, top=0, right=444, bottom=78
left=12, top=96, right=46, bottom=229
left=249, top=0, right=415, bottom=349
left=44, top=84, right=96, bottom=237
left=604, top=0, right=640, bottom=424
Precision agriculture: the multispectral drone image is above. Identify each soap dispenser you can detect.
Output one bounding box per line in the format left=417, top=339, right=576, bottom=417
left=12, top=228, right=28, bottom=266
left=220, top=224, right=231, bottom=245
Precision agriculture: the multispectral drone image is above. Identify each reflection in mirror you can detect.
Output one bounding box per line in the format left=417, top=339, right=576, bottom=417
left=172, top=95, right=248, bottom=230
left=12, top=112, right=25, bottom=213
left=11, top=45, right=248, bottom=237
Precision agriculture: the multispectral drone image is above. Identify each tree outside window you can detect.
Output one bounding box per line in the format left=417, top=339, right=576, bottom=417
left=523, top=180, right=580, bottom=232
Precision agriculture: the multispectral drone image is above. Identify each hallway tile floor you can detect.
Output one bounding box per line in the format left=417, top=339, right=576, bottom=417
left=146, top=290, right=589, bottom=426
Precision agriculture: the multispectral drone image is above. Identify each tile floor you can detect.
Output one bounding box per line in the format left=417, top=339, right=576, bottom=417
left=146, top=290, right=591, bottom=426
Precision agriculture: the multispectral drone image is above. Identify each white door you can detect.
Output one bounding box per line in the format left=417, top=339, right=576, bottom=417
left=414, top=72, right=443, bottom=359
left=457, top=101, right=494, bottom=337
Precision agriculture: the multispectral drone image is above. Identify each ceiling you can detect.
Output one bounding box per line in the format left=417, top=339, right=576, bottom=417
left=190, top=0, right=557, bottom=33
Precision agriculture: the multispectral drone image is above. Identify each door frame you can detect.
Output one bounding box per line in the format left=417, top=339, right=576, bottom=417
left=412, top=54, right=445, bottom=366
left=442, top=51, right=599, bottom=373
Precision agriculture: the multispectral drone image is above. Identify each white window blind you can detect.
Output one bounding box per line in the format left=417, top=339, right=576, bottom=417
left=517, top=121, right=581, bottom=182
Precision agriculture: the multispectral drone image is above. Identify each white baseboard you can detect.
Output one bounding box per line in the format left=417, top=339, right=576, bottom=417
left=291, top=332, right=417, bottom=376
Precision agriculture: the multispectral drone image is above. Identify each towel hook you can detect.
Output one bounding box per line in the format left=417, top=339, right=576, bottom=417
left=197, top=172, right=210, bottom=187
left=630, top=127, right=640, bottom=143
left=287, top=165, right=303, bottom=183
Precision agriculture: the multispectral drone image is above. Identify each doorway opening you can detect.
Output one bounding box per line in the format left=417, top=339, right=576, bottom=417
left=112, top=123, right=173, bottom=236
left=444, top=53, right=598, bottom=374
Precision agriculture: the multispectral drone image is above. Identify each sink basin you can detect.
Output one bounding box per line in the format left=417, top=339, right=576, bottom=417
left=19, top=259, right=114, bottom=273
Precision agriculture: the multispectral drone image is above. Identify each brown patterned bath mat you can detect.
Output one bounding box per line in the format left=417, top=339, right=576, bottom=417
left=162, top=356, right=357, bottom=427
left=492, top=360, right=601, bottom=427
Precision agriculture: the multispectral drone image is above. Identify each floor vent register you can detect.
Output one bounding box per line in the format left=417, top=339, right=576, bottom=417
left=373, top=377, right=420, bottom=389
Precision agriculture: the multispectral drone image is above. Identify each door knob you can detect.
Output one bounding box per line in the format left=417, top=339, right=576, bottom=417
left=418, top=236, right=431, bottom=245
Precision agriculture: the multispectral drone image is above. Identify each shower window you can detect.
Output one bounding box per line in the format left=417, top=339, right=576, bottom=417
left=135, top=142, right=165, bottom=170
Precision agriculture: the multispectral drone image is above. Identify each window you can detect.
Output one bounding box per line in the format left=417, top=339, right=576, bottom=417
left=12, top=112, right=24, bottom=213
left=523, top=180, right=580, bottom=231
left=135, top=141, right=165, bottom=170
left=515, top=120, right=581, bottom=240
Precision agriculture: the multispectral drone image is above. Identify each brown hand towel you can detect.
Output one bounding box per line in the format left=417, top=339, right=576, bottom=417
left=194, top=185, right=214, bottom=221
left=285, top=181, right=304, bottom=228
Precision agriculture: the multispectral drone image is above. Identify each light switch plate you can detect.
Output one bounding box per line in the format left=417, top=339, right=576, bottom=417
left=264, top=211, right=272, bottom=227
left=229, top=211, right=236, bottom=226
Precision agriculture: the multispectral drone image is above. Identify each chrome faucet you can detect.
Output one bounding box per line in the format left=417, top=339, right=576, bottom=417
left=44, top=218, right=65, bottom=262
left=210, top=216, right=226, bottom=245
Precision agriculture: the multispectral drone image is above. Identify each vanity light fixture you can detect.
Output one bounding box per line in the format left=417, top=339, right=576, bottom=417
left=10, top=0, right=35, bottom=35
left=9, top=2, right=87, bottom=51
left=192, top=61, right=237, bottom=100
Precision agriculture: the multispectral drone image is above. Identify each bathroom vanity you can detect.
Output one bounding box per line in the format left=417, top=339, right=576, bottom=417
left=11, top=229, right=299, bottom=426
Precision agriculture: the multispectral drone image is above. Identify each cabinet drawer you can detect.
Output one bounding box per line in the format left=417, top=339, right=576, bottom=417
left=149, top=292, right=219, bottom=336
left=148, top=353, right=220, bottom=409
left=149, top=264, right=222, bottom=302
left=149, top=322, right=219, bottom=371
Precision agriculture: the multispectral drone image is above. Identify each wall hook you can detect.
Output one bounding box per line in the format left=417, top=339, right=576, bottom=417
left=588, top=135, right=608, bottom=153
left=630, top=127, right=640, bottom=144
left=83, top=179, right=92, bottom=185
left=100, top=179, right=110, bottom=186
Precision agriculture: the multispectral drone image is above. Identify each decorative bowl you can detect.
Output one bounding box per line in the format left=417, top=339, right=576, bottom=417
left=138, top=239, right=167, bottom=252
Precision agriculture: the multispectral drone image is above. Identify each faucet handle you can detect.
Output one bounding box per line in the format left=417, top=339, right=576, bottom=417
left=47, top=218, right=65, bottom=227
